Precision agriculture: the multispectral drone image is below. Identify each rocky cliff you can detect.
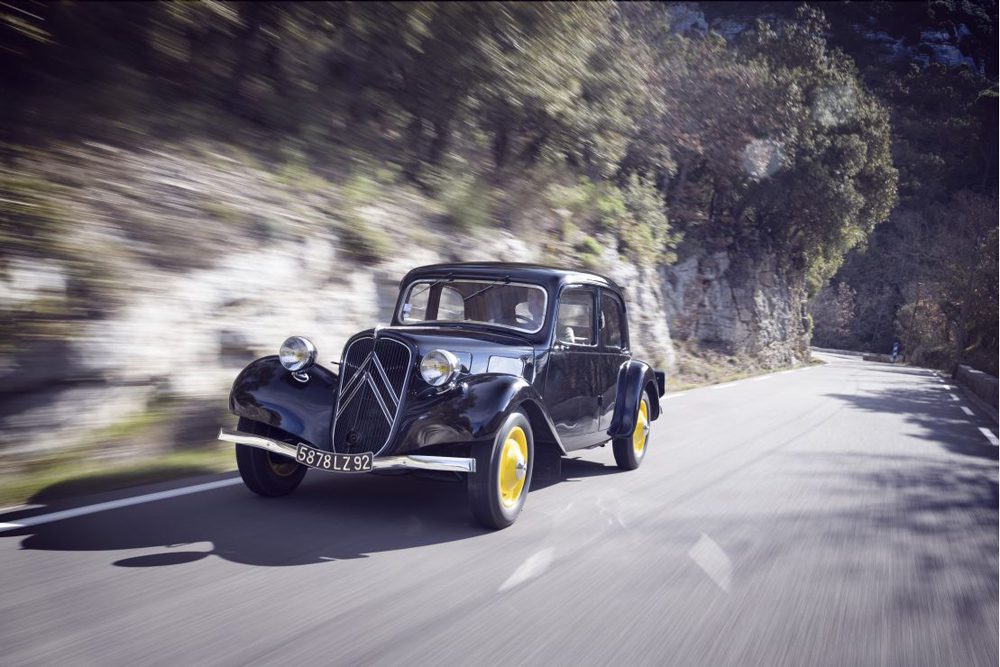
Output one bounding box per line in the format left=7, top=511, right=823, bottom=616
left=1, top=138, right=813, bottom=458
left=3, top=141, right=708, bottom=457
left=663, top=250, right=809, bottom=367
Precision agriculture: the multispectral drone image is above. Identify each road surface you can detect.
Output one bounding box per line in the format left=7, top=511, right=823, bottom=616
left=2, top=352, right=997, bottom=665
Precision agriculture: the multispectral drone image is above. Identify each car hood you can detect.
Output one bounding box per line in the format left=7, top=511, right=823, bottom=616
left=351, top=326, right=535, bottom=377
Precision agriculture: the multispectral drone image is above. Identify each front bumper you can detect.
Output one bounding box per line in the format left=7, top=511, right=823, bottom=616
left=217, top=428, right=476, bottom=473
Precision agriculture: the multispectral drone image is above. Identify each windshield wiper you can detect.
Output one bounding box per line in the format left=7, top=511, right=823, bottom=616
left=463, top=276, right=510, bottom=302
left=408, top=273, right=455, bottom=302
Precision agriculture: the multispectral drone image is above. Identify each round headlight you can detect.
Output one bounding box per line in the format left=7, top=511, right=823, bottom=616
left=420, top=349, right=459, bottom=387
left=279, top=336, right=317, bottom=372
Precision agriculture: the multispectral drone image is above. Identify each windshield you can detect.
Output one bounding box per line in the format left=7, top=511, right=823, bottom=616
left=397, top=279, right=549, bottom=333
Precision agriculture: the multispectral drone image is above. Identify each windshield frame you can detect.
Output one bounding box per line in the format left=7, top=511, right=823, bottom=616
left=395, top=278, right=550, bottom=334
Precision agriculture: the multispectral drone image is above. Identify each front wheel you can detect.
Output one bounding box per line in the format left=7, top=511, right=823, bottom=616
left=468, top=410, right=534, bottom=529
left=235, top=419, right=307, bottom=497
left=613, top=393, right=650, bottom=470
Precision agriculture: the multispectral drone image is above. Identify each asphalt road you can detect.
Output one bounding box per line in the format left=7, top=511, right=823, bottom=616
left=2, top=352, right=997, bottom=666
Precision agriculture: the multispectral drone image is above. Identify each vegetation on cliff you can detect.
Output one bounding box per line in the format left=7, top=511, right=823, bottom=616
left=4, top=4, right=896, bottom=308
left=0, top=2, right=993, bottom=381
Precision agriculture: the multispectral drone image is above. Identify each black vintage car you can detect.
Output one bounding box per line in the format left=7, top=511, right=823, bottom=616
left=219, top=263, right=665, bottom=528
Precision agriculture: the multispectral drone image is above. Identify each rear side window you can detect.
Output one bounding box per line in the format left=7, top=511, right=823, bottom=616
left=600, top=291, right=625, bottom=349
left=556, top=287, right=596, bottom=345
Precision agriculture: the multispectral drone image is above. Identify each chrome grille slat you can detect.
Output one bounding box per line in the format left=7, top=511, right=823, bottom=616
left=331, top=335, right=411, bottom=455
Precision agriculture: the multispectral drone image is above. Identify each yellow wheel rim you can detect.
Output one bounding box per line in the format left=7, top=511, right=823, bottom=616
left=633, top=400, right=650, bottom=455
left=268, top=453, right=298, bottom=478
left=498, top=426, right=528, bottom=508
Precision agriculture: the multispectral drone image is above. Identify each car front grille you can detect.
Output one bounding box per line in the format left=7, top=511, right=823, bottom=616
left=332, top=334, right=412, bottom=455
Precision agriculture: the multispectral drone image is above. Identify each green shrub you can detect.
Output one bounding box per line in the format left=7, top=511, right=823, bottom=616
left=577, top=235, right=603, bottom=256
left=619, top=174, right=678, bottom=265
left=342, top=171, right=378, bottom=210
left=439, top=175, right=494, bottom=232
left=338, top=216, right=392, bottom=262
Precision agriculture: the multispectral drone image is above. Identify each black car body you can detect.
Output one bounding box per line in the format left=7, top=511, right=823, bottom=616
left=220, top=263, right=665, bottom=528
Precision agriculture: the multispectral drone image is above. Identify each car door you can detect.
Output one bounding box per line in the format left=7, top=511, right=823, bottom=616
left=543, top=285, right=601, bottom=450
left=597, top=289, right=629, bottom=432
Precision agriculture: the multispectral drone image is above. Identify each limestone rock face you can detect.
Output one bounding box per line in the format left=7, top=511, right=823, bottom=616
left=0, top=143, right=803, bottom=455
left=603, top=253, right=676, bottom=372
left=662, top=250, right=808, bottom=368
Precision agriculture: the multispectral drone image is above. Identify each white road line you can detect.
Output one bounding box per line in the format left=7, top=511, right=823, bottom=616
left=664, top=393, right=688, bottom=399
left=948, top=393, right=960, bottom=401
left=961, top=406, right=975, bottom=416
left=979, top=427, right=999, bottom=447
left=710, top=382, right=738, bottom=390
left=0, top=478, right=241, bottom=534
left=751, top=375, right=773, bottom=381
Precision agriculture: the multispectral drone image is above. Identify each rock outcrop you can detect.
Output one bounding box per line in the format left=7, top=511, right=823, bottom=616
left=0, top=141, right=807, bottom=456
left=662, top=250, right=808, bottom=367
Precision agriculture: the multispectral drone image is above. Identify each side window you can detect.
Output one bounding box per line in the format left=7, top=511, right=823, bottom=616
left=437, top=286, right=465, bottom=321
left=556, top=287, right=595, bottom=346
left=600, top=292, right=625, bottom=349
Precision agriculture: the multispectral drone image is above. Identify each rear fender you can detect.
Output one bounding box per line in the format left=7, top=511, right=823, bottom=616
left=607, top=360, right=662, bottom=439
left=228, top=356, right=338, bottom=451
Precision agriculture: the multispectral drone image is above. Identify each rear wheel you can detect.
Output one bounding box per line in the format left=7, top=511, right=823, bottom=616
left=613, top=394, right=650, bottom=470
left=235, top=419, right=307, bottom=497
left=468, top=411, right=534, bottom=529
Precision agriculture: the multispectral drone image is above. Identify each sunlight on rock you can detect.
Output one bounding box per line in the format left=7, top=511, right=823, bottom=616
left=740, top=139, right=784, bottom=180
left=0, top=258, right=67, bottom=307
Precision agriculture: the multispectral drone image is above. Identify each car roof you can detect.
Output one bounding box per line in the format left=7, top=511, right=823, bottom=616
left=401, top=262, right=624, bottom=295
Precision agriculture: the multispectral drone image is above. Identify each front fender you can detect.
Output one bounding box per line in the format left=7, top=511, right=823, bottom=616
left=228, top=356, right=338, bottom=451
left=607, top=360, right=663, bottom=439
left=392, top=374, right=562, bottom=454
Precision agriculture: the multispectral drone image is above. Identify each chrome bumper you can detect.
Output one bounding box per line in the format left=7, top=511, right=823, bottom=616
left=217, top=428, right=476, bottom=473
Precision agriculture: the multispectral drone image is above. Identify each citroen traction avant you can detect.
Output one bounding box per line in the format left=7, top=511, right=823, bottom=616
left=219, top=263, right=665, bottom=528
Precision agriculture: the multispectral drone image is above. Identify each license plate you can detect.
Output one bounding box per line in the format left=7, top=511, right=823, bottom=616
left=295, top=444, right=373, bottom=472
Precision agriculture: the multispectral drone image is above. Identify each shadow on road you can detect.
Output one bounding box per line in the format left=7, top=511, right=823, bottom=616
left=6, top=455, right=622, bottom=568
left=9, top=473, right=493, bottom=568
left=530, top=455, right=621, bottom=491
left=824, top=380, right=998, bottom=461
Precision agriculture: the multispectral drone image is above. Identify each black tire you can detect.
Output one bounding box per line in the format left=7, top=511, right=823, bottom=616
left=468, top=410, right=534, bottom=529
left=613, top=393, right=650, bottom=471
left=235, top=420, right=307, bottom=497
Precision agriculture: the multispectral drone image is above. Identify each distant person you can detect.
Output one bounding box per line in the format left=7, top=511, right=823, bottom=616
left=891, top=340, right=900, bottom=363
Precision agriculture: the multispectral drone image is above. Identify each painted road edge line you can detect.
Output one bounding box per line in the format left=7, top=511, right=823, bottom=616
left=961, top=406, right=975, bottom=416
left=0, top=478, right=242, bottom=534
left=979, top=427, right=999, bottom=447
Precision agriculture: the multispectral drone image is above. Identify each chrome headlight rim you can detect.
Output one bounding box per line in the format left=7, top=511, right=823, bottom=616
left=420, top=349, right=460, bottom=387
left=279, top=336, right=318, bottom=372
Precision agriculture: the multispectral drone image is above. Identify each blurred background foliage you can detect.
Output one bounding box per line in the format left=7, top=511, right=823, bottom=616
left=2, top=2, right=905, bottom=278
left=0, top=1, right=995, bottom=364
left=0, top=1, right=996, bottom=496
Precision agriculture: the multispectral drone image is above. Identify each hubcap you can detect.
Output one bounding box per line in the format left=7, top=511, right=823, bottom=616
left=633, top=400, right=649, bottom=455
left=268, top=453, right=298, bottom=477
left=498, top=426, right=528, bottom=508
